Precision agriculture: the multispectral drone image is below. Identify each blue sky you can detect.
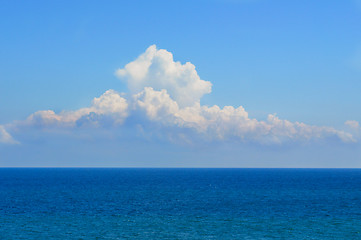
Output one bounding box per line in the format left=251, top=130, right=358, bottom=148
left=1, top=0, right=361, bottom=167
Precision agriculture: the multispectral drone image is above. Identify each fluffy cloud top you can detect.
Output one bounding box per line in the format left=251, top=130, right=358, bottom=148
left=2, top=45, right=358, bottom=145
left=116, top=45, right=212, bottom=108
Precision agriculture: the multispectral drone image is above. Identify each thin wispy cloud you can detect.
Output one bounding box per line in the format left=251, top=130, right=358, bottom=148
left=0, top=125, right=19, bottom=144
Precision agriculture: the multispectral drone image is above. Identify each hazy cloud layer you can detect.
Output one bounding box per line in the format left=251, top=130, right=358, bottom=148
left=2, top=45, right=358, bottom=145
left=345, top=120, right=360, bottom=130
left=345, top=120, right=361, bottom=139
left=0, top=125, right=18, bottom=144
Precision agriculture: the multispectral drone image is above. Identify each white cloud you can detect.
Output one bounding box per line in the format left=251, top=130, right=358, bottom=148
left=23, top=90, right=128, bottom=128
left=345, top=120, right=360, bottom=140
left=132, top=87, right=179, bottom=123
left=0, top=125, right=18, bottom=144
left=4, top=45, right=358, bottom=145
left=129, top=87, right=355, bottom=144
left=116, top=45, right=212, bottom=108
left=345, top=120, right=360, bottom=130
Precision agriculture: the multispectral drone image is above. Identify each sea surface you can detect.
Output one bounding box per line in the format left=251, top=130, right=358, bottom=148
left=1, top=168, right=361, bottom=239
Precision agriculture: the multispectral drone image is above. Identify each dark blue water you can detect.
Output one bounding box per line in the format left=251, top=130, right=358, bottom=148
left=1, top=168, right=361, bottom=239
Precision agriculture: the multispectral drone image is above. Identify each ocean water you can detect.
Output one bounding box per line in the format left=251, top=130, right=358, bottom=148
left=1, top=168, right=361, bottom=239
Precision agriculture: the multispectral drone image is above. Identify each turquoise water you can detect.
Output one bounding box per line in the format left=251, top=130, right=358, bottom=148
left=1, top=168, right=361, bottom=239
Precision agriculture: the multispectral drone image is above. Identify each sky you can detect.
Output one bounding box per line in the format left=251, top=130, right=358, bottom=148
left=1, top=0, right=361, bottom=167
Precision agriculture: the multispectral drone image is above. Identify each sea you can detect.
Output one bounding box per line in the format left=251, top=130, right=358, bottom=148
left=1, top=168, right=361, bottom=239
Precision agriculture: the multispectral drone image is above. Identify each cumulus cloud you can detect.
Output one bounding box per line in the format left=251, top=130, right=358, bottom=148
left=116, top=45, right=212, bottom=108
left=22, top=90, right=128, bottom=128
left=4, top=45, right=358, bottom=145
left=129, top=87, right=355, bottom=144
left=0, top=125, right=18, bottom=144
